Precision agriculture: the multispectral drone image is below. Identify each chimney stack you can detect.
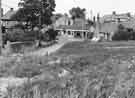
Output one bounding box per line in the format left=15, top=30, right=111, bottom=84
left=112, top=11, right=116, bottom=15
left=1, top=8, right=3, bottom=16
left=10, top=8, right=14, bottom=11
left=97, top=13, right=100, bottom=23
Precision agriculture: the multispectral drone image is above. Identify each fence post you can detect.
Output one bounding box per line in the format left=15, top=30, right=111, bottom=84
left=33, top=85, right=41, bottom=98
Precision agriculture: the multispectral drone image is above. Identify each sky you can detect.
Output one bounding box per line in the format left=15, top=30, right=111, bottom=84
left=2, top=0, right=135, bottom=18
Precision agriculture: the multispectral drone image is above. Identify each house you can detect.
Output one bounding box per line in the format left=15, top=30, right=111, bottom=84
left=2, top=8, right=18, bottom=29
left=54, top=14, right=73, bottom=27
left=101, top=12, right=133, bottom=23
left=55, top=18, right=94, bottom=39
left=93, top=12, right=135, bottom=41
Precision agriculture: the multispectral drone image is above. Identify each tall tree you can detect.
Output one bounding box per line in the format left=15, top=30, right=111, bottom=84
left=11, top=0, right=56, bottom=28
left=69, top=7, right=86, bottom=19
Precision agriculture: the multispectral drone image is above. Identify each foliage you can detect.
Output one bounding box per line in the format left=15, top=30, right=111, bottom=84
left=6, top=28, right=25, bottom=42
left=3, top=26, right=57, bottom=45
left=112, top=24, right=135, bottom=40
left=11, top=0, right=56, bottom=28
left=69, top=7, right=86, bottom=19
left=12, top=23, right=27, bottom=30
left=87, top=19, right=94, bottom=25
left=38, top=27, right=58, bottom=42
left=5, top=28, right=39, bottom=42
left=46, top=28, right=58, bottom=41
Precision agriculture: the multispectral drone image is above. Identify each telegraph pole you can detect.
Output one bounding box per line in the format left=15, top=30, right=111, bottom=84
left=0, top=0, right=2, bottom=54
left=39, top=0, right=43, bottom=27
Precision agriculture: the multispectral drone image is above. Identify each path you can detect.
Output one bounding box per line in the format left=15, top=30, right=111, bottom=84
left=26, top=36, right=84, bottom=56
left=0, top=36, right=84, bottom=97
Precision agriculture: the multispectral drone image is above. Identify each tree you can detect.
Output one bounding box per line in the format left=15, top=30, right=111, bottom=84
left=11, top=0, right=56, bottom=28
left=87, top=19, right=94, bottom=25
left=69, top=7, right=86, bottom=19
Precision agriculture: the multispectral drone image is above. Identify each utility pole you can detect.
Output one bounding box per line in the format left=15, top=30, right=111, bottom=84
left=39, top=0, right=43, bottom=27
left=0, top=0, right=2, bottom=54
left=90, top=10, right=93, bottom=21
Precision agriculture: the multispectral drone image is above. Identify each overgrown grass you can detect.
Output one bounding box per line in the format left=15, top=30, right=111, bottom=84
left=2, top=41, right=135, bottom=98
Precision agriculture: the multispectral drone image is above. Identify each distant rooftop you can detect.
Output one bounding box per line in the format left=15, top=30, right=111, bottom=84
left=101, top=12, right=134, bottom=23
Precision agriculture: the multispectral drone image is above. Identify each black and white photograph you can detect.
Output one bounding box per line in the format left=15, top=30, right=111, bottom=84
left=1, top=0, right=135, bottom=98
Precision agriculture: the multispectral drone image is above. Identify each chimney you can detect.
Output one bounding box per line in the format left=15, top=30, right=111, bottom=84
left=10, top=8, right=14, bottom=11
left=1, top=8, right=3, bottom=17
left=112, top=11, right=116, bottom=15
left=127, top=12, right=131, bottom=17
left=97, top=13, right=100, bottom=23
left=93, top=16, right=96, bottom=23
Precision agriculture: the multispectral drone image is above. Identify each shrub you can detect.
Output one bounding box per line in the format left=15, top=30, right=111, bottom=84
left=23, top=31, right=39, bottom=41
left=5, top=28, right=25, bottom=42
left=45, top=28, right=58, bottom=41
left=13, top=23, right=26, bottom=30
left=5, top=28, right=39, bottom=42
left=112, top=24, right=134, bottom=41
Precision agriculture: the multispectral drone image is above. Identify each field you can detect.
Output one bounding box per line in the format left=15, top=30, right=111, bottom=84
left=54, top=41, right=135, bottom=65
left=2, top=41, right=135, bottom=98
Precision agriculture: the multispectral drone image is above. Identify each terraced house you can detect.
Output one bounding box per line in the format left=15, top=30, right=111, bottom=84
left=94, top=12, right=135, bottom=41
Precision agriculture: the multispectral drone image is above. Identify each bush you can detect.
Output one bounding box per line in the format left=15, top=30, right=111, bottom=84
left=112, top=24, right=134, bottom=41
left=6, top=28, right=25, bottom=42
left=4, top=24, right=58, bottom=43
left=5, top=28, right=39, bottom=42
left=13, top=23, right=26, bottom=30
left=45, top=28, right=58, bottom=41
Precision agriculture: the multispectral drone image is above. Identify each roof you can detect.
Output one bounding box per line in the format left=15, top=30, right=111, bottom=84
left=55, top=18, right=90, bottom=31
left=56, top=24, right=91, bottom=31
left=73, top=18, right=88, bottom=26
left=54, top=15, right=73, bottom=27
left=2, top=9, right=17, bottom=21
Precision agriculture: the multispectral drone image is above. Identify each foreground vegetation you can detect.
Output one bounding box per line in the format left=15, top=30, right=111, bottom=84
left=1, top=41, right=135, bottom=98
